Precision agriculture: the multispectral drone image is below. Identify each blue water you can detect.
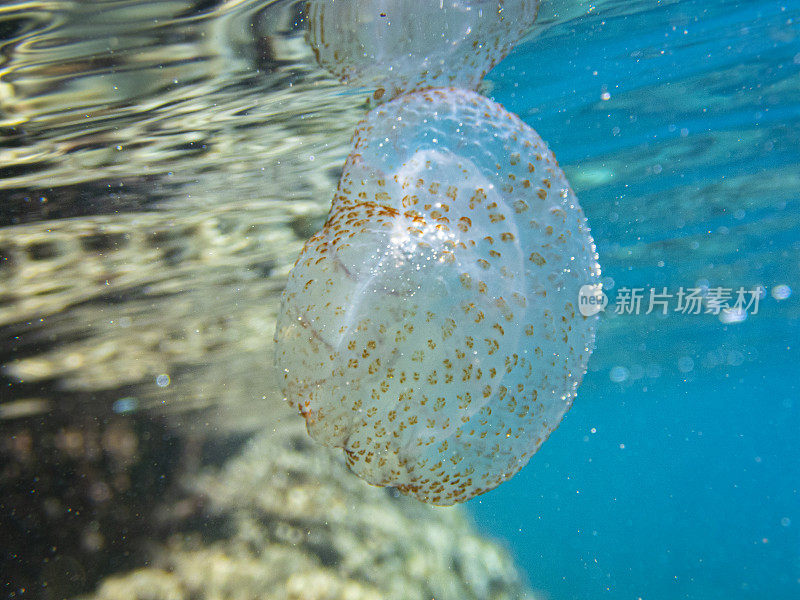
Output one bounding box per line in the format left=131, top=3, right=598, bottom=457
left=469, top=2, right=800, bottom=599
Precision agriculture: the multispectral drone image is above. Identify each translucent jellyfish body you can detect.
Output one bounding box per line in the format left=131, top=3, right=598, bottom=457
left=275, top=88, right=600, bottom=505
left=307, top=0, right=539, bottom=102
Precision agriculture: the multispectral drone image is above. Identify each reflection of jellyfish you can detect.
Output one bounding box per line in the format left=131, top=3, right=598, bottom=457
left=274, top=89, right=600, bottom=505
left=307, top=0, right=539, bottom=102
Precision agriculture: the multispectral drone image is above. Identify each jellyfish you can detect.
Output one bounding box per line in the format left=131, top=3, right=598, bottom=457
left=274, top=88, right=600, bottom=505
left=307, top=0, right=539, bottom=103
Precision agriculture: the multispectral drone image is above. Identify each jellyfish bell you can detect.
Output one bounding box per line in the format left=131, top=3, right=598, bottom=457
left=274, top=88, right=599, bottom=505
left=307, top=0, right=540, bottom=103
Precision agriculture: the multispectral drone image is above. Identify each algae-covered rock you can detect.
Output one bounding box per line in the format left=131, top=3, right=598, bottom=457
left=81, top=416, right=536, bottom=600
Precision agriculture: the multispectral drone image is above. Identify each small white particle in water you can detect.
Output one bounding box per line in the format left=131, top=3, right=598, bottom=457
left=772, top=284, right=791, bottom=300
left=156, top=374, right=171, bottom=387
left=720, top=307, right=747, bottom=324
left=113, top=397, right=138, bottom=413
left=609, top=366, right=629, bottom=383
left=601, top=91, right=611, bottom=101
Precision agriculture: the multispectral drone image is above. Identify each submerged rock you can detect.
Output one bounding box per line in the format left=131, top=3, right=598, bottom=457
left=80, top=415, right=537, bottom=600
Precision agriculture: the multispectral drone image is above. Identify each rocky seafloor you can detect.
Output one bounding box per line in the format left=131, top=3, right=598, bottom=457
left=3, top=387, right=537, bottom=600
left=81, top=416, right=535, bottom=600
